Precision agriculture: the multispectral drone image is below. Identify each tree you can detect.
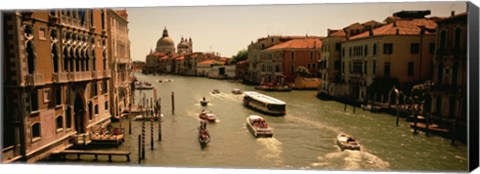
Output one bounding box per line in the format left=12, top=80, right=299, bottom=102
left=295, top=66, right=310, bottom=77
left=229, top=49, right=248, bottom=64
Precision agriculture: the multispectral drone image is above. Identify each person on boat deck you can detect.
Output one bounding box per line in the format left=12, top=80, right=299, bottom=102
left=202, top=97, right=206, bottom=101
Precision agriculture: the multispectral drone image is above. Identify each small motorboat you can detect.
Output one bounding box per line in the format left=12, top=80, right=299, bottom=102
left=157, top=79, right=163, bottom=83
left=246, top=115, right=273, bottom=137
left=199, top=111, right=217, bottom=122
left=211, top=89, right=220, bottom=94
left=200, top=97, right=209, bottom=106
left=336, top=133, right=361, bottom=151
left=135, top=81, right=153, bottom=90
left=231, top=89, right=243, bottom=94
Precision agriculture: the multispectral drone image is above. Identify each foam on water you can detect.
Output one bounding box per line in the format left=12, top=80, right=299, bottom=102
left=256, top=138, right=284, bottom=166
left=310, top=150, right=390, bottom=170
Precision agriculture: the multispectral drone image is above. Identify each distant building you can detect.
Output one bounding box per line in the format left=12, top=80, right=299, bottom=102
left=235, top=60, right=249, bottom=81
left=144, top=27, right=193, bottom=74
left=246, top=35, right=322, bottom=84
left=2, top=9, right=112, bottom=162
left=261, top=37, right=323, bottom=85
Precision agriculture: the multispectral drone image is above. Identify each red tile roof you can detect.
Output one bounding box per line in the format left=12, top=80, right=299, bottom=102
left=147, top=52, right=167, bottom=57
left=265, top=38, right=322, bottom=50
left=330, top=30, right=346, bottom=37
left=198, top=59, right=219, bottom=65
left=349, top=18, right=437, bottom=40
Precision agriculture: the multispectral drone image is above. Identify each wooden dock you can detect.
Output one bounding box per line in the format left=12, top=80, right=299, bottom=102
left=54, top=149, right=130, bottom=162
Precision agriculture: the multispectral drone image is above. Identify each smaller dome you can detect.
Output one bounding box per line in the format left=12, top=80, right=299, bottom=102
left=177, top=41, right=189, bottom=49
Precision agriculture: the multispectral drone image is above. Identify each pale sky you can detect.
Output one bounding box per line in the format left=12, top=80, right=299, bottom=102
left=126, top=1, right=466, bottom=61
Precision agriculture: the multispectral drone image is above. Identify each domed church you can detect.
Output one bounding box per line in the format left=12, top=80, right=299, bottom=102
left=155, top=27, right=193, bottom=55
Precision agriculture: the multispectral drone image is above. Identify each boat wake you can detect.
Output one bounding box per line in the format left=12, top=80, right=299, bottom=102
left=285, top=115, right=342, bottom=134
left=256, top=138, right=283, bottom=166
left=309, top=150, right=390, bottom=170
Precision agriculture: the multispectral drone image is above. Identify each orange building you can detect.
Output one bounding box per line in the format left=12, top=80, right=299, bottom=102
left=261, top=38, right=322, bottom=85
left=3, top=9, right=112, bottom=162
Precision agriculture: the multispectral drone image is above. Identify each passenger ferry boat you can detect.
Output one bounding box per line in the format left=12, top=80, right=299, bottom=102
left=243, top=91, right=286, bottom=116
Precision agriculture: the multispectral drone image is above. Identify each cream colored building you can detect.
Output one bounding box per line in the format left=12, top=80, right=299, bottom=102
left=340, top=11, right=437, bottom=103
left=319, top=21, right=383, bottom=97
left=107, top=9, right=132, bottom=119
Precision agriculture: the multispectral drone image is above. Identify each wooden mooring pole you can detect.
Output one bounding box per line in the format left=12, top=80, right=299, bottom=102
left=141, top=96, right=146, bottom=159
left=158, top=97, right=162, bottom=141
left=171, top=92, right=175, bottom=115
left=138, top=135, right=141, bottom=163
left=150, top=99, right=154, bottom=150
left=128, top=103, right=132, bottom=135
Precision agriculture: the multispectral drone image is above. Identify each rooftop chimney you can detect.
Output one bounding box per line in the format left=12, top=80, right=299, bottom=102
left=451, top=11, right=455, bottom=16
left=369, top=28, right=373, bottom=36
left=396, top=29, right=400, bottom=35
left=393, top=21, right=397, bottom=27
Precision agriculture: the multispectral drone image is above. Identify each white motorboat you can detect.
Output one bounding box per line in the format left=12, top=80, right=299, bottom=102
left=246, top=115, right=273, bottom=137
left=336, top=133, right=361, bottom=151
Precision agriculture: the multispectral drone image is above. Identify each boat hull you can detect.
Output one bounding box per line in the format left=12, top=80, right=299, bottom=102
left=336, top=134, right=361, bottom=151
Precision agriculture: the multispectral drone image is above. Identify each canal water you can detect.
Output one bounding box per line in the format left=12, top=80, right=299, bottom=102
left=65, top=74, right=468, bottom=172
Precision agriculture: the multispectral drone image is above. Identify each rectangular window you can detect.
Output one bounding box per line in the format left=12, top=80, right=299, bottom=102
left=373, top=61, right=376, bottom=74
left=335, top=43, right=341, bottom=51
left=290, top=51, right=295, bottom=61
left=43, top=89, right=51, bottom=103
left=334, top=61, right=341, bottom=70
left=429, top=43, right=435, bottom=54
left=55, top=86, right=62, bottom=106
left=342, top=48, right=345, bottom=58
left=39, top=28, right=46, bottom=40
left=384, top=62, right=391, bottom=76
left=30, top=90, right=39, bottom=112
left=102, top=80, right=108, bottom=94
left=349, top=47, right=352, bottom=57
left=94, top=104, right=99, bottom=115
left=91, top=82, right=97, bottom=97
left=105, top=101, right=108, bottom=110
left=383, top=43, right=393, bottom=54
left=408, top=62, right=414, bottom=76
left=410, top=43, right=420, bottom=54
left=342, top=62, right=345, bottom=73
left=290, top=65, right=294, bottom=73
left=364, top=61, right=367, bottom=74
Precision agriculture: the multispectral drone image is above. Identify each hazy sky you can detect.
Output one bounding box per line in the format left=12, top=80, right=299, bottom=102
left=126, top=2, right=466, bottom=61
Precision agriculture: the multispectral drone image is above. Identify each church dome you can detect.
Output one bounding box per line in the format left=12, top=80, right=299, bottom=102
left=155, top=27, right=175, bottom=53
left=177, top=40, right=189, bottom=49
left=157, top=37, right=174, bottom=47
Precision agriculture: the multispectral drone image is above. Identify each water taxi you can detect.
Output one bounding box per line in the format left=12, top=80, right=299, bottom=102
left=231, top=89, right=243, bottom=94
left=246, top=115, right=273, bottom=137
left=243, top=91, right=286, bottom=116
left=336, top=133, right=361, bottom=151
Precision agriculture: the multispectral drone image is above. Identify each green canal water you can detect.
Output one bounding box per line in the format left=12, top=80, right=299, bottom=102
left=60, top=74, right=468, bottom=172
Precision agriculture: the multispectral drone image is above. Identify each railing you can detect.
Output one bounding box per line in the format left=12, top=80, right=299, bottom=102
left=103, top=70, right=112, bottom=78
left=52, top=72, right=69, bottom=83
left=25, top=72, right=44, bottom=86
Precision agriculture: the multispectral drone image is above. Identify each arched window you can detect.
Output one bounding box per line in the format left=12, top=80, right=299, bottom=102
left=102, top=49, right=107, bottom=70
left=63, top=47, right=69, bottom=72
left=69, top=49, right=74, bottom=72
left=52, top=44, right=59, bottom=73
left=88, top=101, right=93, bottom=120
left=32, top=122, right=41, bottom=140
left=26, top=41, right=35, bottom=74
left=454, top=28, right=461, bottom=50
left=56, top=115, right=63, bottom=130
left=92, top=50, right=96, bottom=71
left=439, top=30, right=446, bottom=53
left=75, top=49, right=80, bottom=72
left=66, top=106, right=72, bottom=128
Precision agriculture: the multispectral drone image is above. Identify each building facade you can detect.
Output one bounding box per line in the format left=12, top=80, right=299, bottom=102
left=340, top=11, right=437, bottom=103
left=262, top=38, right=322, bottom=85
left=427, top=12, right=467, bottom=138
left=3, top=9, right=112, bottom=162
left=106, top=9, right=132, bottom=119
left=319, top=21, right=384, bottom=97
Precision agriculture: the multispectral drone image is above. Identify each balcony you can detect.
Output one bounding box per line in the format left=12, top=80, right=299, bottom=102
left=103, top=70, right=112, bottom=78
left=52, top=72, right=68, bottom=83
left=67, top=72, right=75, bottom=81
left=25, top=72, right=44, bottom=86
left=74, top=71, right=92, bottom=81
